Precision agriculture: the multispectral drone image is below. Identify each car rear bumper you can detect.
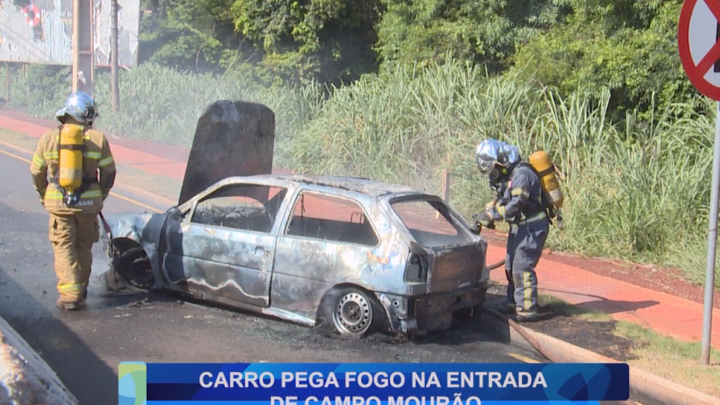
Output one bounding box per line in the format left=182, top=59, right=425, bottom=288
left=376, top=285, right=488, bottom=335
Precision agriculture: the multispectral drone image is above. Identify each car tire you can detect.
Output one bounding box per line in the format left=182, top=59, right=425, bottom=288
left=328, top=287, right=383, bottom=338
left=113, top=246, right=154, bottom=290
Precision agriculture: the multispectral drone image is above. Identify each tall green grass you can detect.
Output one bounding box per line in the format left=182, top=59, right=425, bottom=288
left=1, top=60, right=716, bottom=285
left=0, top=64, right=327, bottom=168
left=289, top=60, right=717, bottom=285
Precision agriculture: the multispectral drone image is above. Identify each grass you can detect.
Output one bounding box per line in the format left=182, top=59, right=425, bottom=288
left=615, top=321, right=720, bottom=398
left=538, top=294, right=720, bottom=398
left=1, top=59, right=719, bottom=287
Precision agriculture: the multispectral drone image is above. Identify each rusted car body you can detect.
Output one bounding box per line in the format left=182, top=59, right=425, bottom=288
left=103, top=174, right=490, bottom=337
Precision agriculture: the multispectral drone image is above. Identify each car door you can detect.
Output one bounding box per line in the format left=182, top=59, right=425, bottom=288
left=270, top=190, right=382, bottom=318
left=162, top=182, right=289, bottom=307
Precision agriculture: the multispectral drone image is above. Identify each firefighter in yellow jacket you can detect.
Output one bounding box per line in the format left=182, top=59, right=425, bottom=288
left=30, top=92, right=116, bottom=310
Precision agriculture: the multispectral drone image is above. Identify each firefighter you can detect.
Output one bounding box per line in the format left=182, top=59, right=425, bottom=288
left=30, top=91, right=116, bottom=310
left=472, top=139, right=549, bottom=320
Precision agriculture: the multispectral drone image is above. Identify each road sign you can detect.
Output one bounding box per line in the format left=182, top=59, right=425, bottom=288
left=679, top=0, right=720, bottom=365
left=679, top=0, right=720, bottom=100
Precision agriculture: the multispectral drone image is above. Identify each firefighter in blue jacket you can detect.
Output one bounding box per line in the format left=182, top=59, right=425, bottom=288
left=471, top=139, right=550, bottom=321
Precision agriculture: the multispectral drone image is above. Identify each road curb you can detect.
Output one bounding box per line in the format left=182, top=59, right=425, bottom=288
left=0, top=315, right=78, bottom=404
left=487, top=313, right=720, bottom=405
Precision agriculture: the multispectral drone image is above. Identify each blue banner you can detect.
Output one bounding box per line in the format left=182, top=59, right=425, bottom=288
left=119, top=362, right=629, bottom=404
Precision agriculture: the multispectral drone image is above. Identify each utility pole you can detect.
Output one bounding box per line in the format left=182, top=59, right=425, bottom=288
left=702, top=101, right=720, bottom=365
left=111, top=0, right=119, bottom=112
left=72, top=0, right=95, bottom=96
left=5, top=63, right=10, bottom=104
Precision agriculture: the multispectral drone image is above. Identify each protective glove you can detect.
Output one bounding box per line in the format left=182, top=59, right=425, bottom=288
left=472, top=212, right=495, bottom=230
left=488, top=206, right=504, bottom=221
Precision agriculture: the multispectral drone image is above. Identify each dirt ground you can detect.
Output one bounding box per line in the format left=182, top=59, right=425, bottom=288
left=484, top=284, right=643, bottom=362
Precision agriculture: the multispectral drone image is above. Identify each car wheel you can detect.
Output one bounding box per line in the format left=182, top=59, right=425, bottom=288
left=114, top=246, right=154, bottom=290
left=331, top=288, right=377, bottom=338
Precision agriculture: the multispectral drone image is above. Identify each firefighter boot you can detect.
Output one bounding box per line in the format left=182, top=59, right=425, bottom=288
left=56, top=297, right=80, bottom=311
left=513, top=307, right=538, bottom=322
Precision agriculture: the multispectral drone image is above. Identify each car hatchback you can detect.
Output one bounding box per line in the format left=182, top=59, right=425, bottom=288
left=102, top=174, right=490, bottom=337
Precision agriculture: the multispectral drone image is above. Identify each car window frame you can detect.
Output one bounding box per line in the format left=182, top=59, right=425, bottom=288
left=281, top=189, right=383, bottom=249
left=383, top=194, right=478, bottom=248
left=182, top=183, right=291, bottom=236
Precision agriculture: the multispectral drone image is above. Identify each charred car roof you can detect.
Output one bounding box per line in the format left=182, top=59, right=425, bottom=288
left=182, top=174, right=427, bottom=200
left=273, top=174, right=421, bottom=195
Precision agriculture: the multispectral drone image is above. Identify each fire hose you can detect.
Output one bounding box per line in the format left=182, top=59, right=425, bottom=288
left=98, top=211, right=114, bottom=257
left=481, top=307, right=637, bottom=405
left=98, top=211, right=112, bottom=239
left=477, top=226, right=637, bottom=405
left=486, top=259, right=504, bottom=271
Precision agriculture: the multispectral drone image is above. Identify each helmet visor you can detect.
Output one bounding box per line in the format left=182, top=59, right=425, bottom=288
left=476, top=155, right=495, bottom=174
left=476, top=139, right=502, bottom=174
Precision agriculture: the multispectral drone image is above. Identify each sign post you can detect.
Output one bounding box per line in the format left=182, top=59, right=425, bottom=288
left=111, top=0, right=120, bottom=112
left=678, top=0, right=720, bottom=365
left=72, top=0, right=95, bottom=96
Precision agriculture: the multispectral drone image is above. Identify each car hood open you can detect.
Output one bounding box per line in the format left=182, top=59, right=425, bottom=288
left=178, top=100, right=276, bottom=206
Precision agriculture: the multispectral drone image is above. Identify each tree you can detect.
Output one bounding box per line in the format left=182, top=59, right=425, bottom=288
left=139, top=0, right=247, bottom=73
left=512, top=0, right=692, bottom=114
left=375, top=0, right=563, bottom=73
left=231, top=0, right=382, bottom=83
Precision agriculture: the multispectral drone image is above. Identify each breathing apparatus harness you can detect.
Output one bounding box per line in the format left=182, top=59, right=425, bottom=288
left=50, top=123, right=98, bottom=207
left=488, top=160, right=564, bottom=228
left=515, top=162, right=561, bottom=226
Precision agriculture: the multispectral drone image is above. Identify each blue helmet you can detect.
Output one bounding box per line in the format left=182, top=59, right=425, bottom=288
left=55, top=91, right=99, bottom=125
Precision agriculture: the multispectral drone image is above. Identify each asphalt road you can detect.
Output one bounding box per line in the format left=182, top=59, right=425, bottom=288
left=0, top=149, right=552, bottom=405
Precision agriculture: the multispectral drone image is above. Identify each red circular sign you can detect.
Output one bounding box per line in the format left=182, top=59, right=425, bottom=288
left=679, top=0, right=720, bottom=101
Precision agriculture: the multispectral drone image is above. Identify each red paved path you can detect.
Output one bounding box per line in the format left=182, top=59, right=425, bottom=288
left=2, top=110, right=719, bottom=350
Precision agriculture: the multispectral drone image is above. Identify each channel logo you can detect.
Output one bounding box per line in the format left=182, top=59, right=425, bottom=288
left=119, top=361, right=147, bottom=405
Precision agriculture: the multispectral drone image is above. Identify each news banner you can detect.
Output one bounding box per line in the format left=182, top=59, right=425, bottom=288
left=119, top=362, right=630, bottom=404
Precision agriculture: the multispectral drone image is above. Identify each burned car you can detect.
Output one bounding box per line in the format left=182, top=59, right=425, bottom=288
left=102, top=174, right=490, bottom=337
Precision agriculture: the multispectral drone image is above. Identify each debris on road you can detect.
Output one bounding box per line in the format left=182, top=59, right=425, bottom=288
left=127, top=297, right=153, bottom=308
left=0, top=317, right=77, bottom=405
